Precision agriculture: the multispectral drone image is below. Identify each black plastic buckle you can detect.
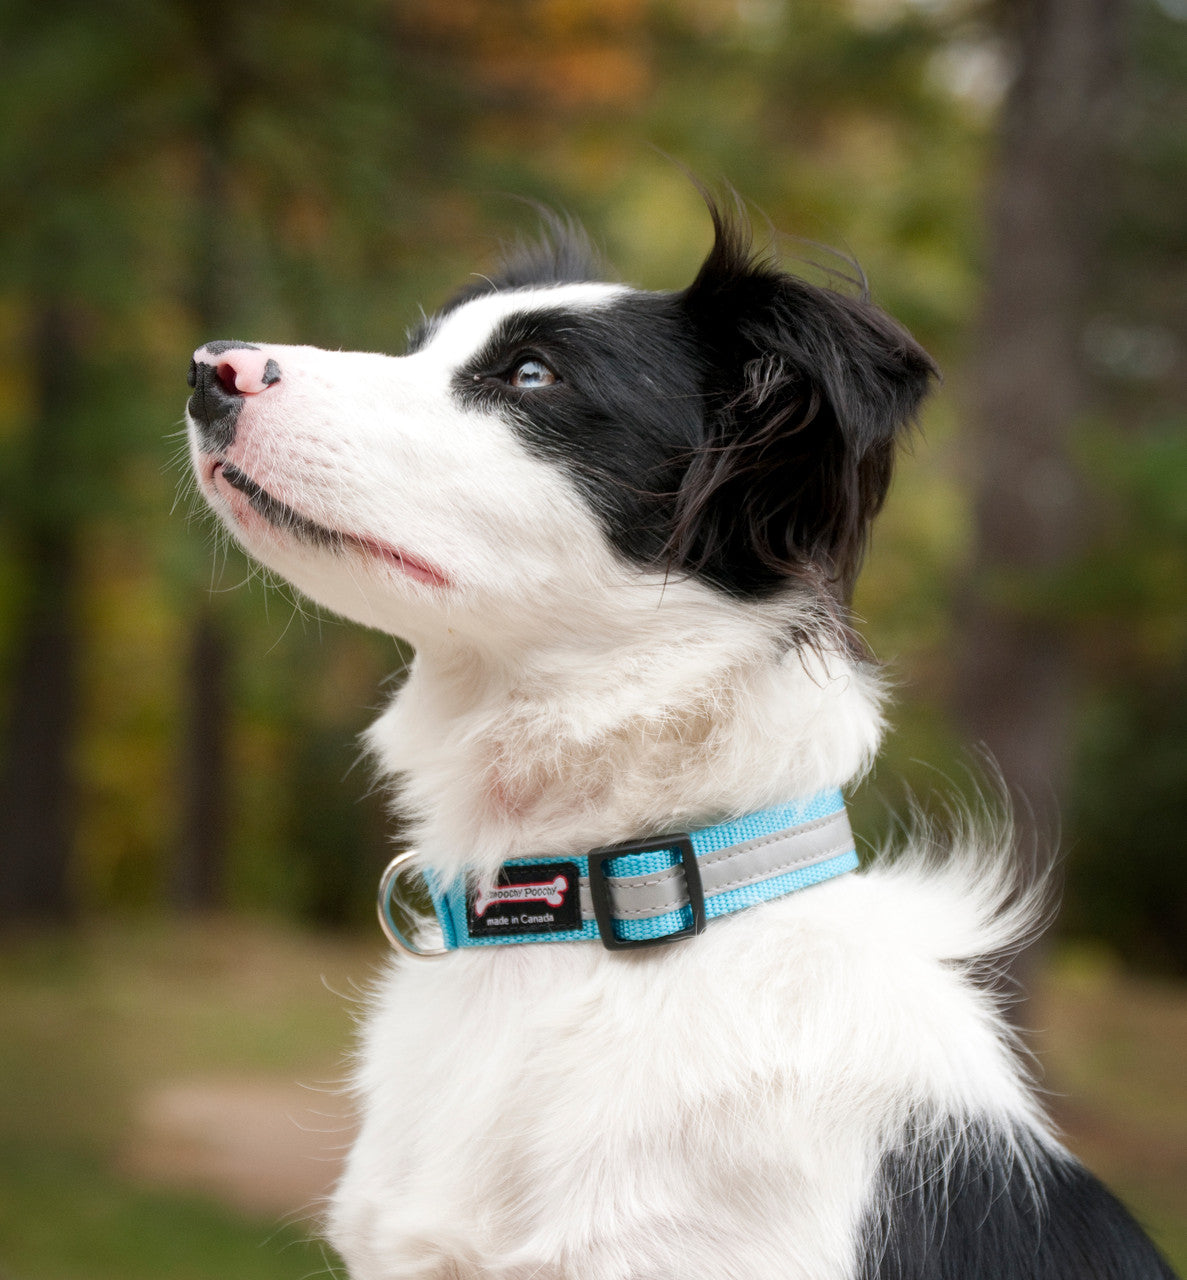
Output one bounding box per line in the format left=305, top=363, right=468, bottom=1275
left=586, top=833, right=706, bottom=951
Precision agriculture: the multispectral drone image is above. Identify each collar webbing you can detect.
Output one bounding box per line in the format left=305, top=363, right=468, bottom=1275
left=383, top=789, right=856, bottom=954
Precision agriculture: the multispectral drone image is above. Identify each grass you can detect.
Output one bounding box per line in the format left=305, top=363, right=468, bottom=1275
left=0, top=918, right=1184, bottom=1278
left=0, top=1142, right=331, bottom=1280
left=0, top=918, right=371, bottom=1280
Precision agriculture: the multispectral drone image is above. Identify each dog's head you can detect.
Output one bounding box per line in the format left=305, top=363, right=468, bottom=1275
left=186, top=202, right=936, bottom=650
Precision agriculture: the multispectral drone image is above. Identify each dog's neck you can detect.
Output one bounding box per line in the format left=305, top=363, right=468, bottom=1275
left=367, top=593, right=885, bottom=882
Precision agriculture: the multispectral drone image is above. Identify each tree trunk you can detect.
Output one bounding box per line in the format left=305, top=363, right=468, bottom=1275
left=170, top=39, right=239, bottom=912
left=955, top=0, right=1127, bottom=982
left=171, top=605, right=231, bottom=909
left=0, top=302, right=84, bottom=922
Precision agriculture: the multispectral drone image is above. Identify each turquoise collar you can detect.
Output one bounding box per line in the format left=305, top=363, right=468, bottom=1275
left=379, top=789, right=857, bottom=956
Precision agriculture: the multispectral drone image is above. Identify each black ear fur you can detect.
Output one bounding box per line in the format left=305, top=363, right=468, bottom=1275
left=671, top=202, right=938, bottom=601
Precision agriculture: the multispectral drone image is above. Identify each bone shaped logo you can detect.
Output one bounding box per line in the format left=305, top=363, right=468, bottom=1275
left=472, top=875, right=569, bottom=918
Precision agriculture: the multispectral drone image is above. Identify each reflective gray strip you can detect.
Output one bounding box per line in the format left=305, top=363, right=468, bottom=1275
left=576, top=809, right=854, bottom=922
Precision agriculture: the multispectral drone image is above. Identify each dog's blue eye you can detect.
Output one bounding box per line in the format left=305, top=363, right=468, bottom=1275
left=508, top=358, right=557, bottom=389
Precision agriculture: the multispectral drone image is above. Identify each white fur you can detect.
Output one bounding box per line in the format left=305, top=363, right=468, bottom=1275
left=187, top=286, right=1049, bottom=1280
left=329, top=859, right=1044, bottom=1280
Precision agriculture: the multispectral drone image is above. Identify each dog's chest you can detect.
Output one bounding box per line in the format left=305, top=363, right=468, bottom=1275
left=328, top=893, right=935, bottom=1280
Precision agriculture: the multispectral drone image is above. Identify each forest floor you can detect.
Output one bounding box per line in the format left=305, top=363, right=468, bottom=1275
left=1, top=919, right=1184, bottom=1279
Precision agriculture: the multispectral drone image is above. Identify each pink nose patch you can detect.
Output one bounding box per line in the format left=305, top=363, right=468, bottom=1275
left=193, top=345, right=280, bottom=395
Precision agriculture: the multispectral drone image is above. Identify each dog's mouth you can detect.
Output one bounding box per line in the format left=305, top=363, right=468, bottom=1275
left=207, top=459, right=451, bottom=589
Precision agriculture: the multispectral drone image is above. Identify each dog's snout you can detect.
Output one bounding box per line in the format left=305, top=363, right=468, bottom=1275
left=187, top=340, right=281, bottom=453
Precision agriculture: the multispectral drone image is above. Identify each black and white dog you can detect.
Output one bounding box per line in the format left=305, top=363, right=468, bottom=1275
left=185, top=202, right=1177, bottom=1280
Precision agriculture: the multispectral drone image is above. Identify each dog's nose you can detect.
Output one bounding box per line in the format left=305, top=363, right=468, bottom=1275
left=187, top=341, right=281, bottom=452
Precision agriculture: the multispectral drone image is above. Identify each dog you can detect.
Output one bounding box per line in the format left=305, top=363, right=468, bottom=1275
left=185, top=200, right=1177, bottom=1280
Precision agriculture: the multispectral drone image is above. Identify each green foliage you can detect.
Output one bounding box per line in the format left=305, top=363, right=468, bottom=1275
left=0, top=0, right=1184, bottom=966
left=1057, top=0, right=1187, bottom=967
left=0, top=0, right=979, bottom=925
left=1059, top=416, right=1187, bottom=973
left=1069, top=682, right=1187, bottom=976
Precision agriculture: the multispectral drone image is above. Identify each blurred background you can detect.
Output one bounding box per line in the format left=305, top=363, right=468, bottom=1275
left=1, top=0, right=1185, bottom=1275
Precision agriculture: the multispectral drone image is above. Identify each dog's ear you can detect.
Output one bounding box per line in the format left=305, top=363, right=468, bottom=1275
left=670, top=203, right=938, bottom=601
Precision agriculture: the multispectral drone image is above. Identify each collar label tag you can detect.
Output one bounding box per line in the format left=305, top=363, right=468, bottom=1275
left=466, top=861, right=582, bottom=938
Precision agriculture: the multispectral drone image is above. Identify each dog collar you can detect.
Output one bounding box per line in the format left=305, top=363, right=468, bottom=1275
left=378, top=789, right=857, bottom=956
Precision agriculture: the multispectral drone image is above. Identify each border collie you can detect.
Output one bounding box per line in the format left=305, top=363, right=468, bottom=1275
left=185, top=200, right=1177, bottom=1280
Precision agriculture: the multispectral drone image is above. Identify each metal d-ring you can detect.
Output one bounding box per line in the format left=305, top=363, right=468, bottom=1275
left=377, top=849, right=450, bottom=958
